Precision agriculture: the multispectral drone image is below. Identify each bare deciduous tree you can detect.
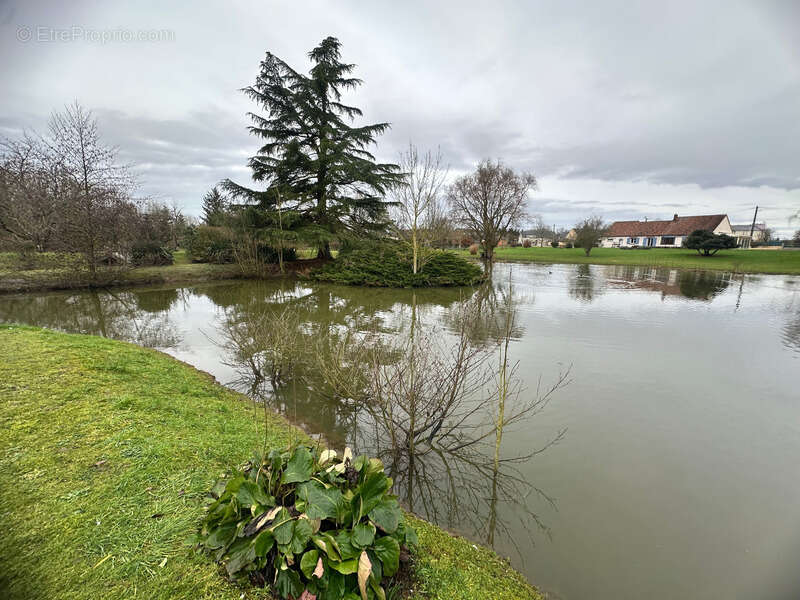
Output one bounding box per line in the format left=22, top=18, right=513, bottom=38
left=391, top=144, right=449, bottom=273
left=0, top=134, right=62, bottom=251
left=574, top=216, right=606, bottom=256
left=47, top=101, right=136, bottom=277
left=448, top=159, right=535, bottom=263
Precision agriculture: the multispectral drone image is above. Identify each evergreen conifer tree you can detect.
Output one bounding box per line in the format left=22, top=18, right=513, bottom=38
left=201, top=186, right=227, bottom=226
left=224, top=37, right=401, bottom=258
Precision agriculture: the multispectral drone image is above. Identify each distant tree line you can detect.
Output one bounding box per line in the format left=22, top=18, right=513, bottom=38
left=0, top=102, right=187, bottom=276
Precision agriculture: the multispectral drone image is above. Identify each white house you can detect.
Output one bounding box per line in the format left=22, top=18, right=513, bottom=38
left=731, top=223, right=767, bottom=248
left=517, top=230, right=553, bottom=247
left=600, top=214, right=734, bottom=248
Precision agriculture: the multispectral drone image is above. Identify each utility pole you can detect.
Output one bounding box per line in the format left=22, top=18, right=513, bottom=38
left=749, top=205, right=759, bottom=239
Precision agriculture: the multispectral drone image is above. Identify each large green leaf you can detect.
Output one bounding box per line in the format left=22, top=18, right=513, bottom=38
left=225, top=538, right=255, bottom=577
left=329, top=558, right=359, bottom=575
left=297, top=480, right=345, bottom=521
left=355, top=469, right=392, bottom=515
left=205, top=523, right=236, bottom=549
left=334, top=529, right=359, bottom=560
left=372, top=536, right=400, bottom=576
left=275, top=568, right=303, bottom=599
left=290, top=517, right=314, bottom=555
left=271, top=508, right=294, bottom=545
left=254, top=529, right=274, bottom=557
left=368, top=497, right=400, bottom=534
left=312, top=532, right=341, bottom=561
left=281, top=446, right=313, bottom=484
left=300, top=549, right=320, bottom=579
left=325, top=569, right=345, bottom=599
left=351, top=522, right=375, bottom=549
left=236, top=480, right=272, bottom=507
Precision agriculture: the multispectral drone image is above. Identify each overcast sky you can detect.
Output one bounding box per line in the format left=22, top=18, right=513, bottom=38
left=2, top=0, right=798, bottom=233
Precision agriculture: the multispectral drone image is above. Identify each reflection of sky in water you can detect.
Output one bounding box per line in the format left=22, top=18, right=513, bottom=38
left=1, top=263, right=800, bottom=600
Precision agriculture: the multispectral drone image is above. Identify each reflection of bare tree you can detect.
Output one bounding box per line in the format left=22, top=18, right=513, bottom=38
left=211, top=280, right=470, bottom=443
left=568, top=264, right=599, bottom=302
left=0, top=287, right=181, bottom=348
left=215, top=277, right=569, bottom=558
left=319, top=287, right=568, bottom=559
left=443, top=280, right=527, bottom=346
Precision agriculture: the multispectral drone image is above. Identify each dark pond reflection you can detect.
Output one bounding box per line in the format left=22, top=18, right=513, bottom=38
left=2, top=263, right=799, bottom=600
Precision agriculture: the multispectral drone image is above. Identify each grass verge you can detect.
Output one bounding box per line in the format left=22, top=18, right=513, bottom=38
left=0, top=325, right=543, bottom=600
left=451, top=247, right=800, bottom=275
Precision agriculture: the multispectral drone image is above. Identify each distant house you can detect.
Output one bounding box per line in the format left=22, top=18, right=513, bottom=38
left=731, top=223, right=767, bottom=248
left=601, top=214, right=733, bottom=248
left=517, top=230, right=552, bottom=247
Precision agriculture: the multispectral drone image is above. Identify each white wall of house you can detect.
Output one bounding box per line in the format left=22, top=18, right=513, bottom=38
left=713, top=216, right=734, bottom=236
left=518, top=234, right=552, bottom=246
left=600, top=236, right=686, bottom=248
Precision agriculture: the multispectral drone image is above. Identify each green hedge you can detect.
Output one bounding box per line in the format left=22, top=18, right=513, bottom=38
left=186, top=226, right=236, bottom=264
left=310, top=241, right=485, bottom=287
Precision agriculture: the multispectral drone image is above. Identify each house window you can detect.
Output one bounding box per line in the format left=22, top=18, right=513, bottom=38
left=632, top=238, right=639, bottom=245
left=661, top=236, right=675, bottom=246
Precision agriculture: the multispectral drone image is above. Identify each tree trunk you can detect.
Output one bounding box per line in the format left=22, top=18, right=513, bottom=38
left=412, top=222, right=418, bottom=274
left=317, top=241, right=332, bottom=260
left=584, top=246, right=591, bottom=256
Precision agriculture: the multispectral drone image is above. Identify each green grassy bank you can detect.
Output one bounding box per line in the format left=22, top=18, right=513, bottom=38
left=0, top=250, right=244, bottom=294
left=451, top=247, right=800, bottom=275
left=0, top=325, right=542, bottom=600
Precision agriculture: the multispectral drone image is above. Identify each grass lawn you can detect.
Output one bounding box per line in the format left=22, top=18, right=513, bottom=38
left=0, top=325, right=542, bottom=600
left=452, top=246, right=800, bottom=274
left=0, top=251, right=244, bottom=293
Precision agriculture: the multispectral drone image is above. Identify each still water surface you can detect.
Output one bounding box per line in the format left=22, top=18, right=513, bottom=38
left=2, top=263, right=799, bottom=600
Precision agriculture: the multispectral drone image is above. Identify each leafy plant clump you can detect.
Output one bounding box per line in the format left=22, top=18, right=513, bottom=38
left=197, top=445, right=417, bottom=600
left=310, top=241, right=484, bottom=287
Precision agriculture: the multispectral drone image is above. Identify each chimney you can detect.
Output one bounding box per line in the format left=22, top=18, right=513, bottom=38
left=673, top=213, right=679, bottom=221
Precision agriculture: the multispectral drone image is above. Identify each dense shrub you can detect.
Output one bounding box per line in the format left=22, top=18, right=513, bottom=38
left=550, top=241, right=559, bottom=248
left=683, top=229, right=738, bottom=256
left=186, top=225, right=235, bottom=264
left=197, top=445, right=417, bottom=600
left=522, top=239, right=531, bottom=248
left=131, top=242, right=174, bottom=266
left=255, top=243, right=297, bottom=264
left=468, top=243, right=479, bottom=255
left=310, top=241, right=485, bottom=287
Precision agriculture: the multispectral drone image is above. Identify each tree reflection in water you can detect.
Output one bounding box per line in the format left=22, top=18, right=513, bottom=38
left=0, top=286, right=182, bottom=348
left=568, top=264, right=600, bottom=303
left=216, top=277, right=569, bottom=560
left=603, top=264, right=732, bottom=301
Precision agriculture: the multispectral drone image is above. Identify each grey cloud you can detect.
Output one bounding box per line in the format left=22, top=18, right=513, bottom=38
left=0, top=0, right=798, bottom=222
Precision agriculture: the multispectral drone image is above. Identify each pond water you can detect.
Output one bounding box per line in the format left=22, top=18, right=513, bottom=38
left=2, top=263, right=799, bottom=600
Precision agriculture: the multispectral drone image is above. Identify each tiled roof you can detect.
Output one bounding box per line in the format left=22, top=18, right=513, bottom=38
left=605, top=215, right=727, bottom=237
